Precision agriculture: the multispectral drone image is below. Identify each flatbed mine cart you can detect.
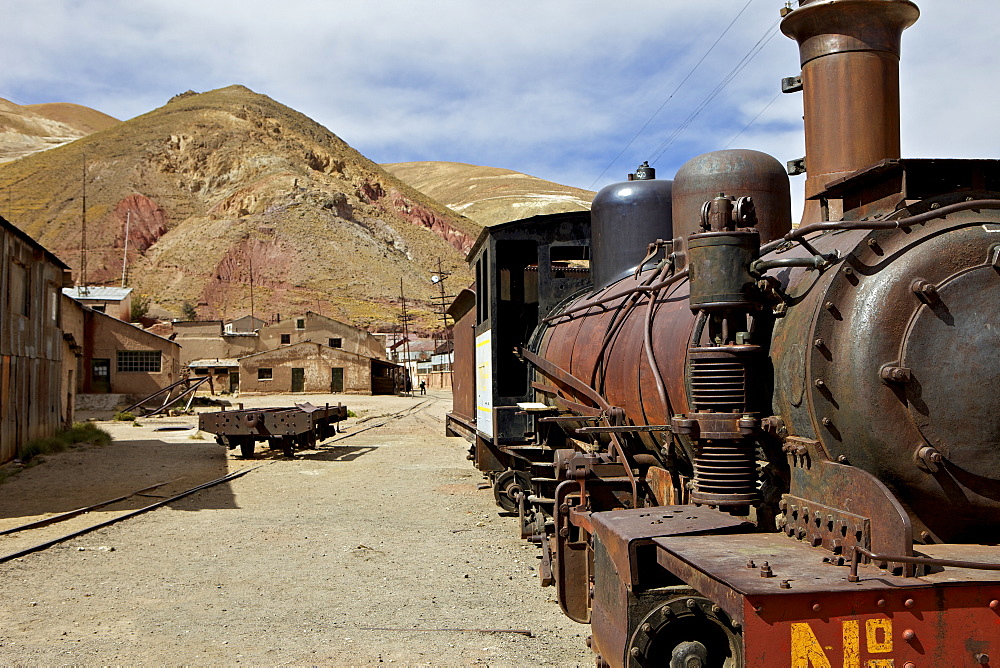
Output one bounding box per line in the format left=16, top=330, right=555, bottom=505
left=198, top=403, right=348, bottom=458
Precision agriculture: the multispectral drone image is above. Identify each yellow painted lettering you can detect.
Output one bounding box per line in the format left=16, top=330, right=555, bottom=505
left=843, top=619, right=860, bottom=668
left=791, top=622, right=833, bottom=668
left=866, top=661, right=895, bottom=667
left=866, top=618, right=893, bottom=654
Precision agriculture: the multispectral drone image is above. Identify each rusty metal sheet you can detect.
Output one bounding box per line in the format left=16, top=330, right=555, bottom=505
left=781, top=0, right=918, bottom=220
left=799, top=215, right=1000, bottom=544
left=554, top=480, right=591, bottom=623
left=917, top=543, right=1000, bottom=584
left=653, top=531, right=902, bottom=628
left=449, top=306, right=476, bottom=423
left=591, top=506, right=751, bottom=589
left=782, top=437, right=912, bottom=567
left=644, top=466, right=677, bottom=506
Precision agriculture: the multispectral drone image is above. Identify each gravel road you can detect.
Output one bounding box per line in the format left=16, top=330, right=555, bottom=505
left=0, top=391, right=592, bottom=666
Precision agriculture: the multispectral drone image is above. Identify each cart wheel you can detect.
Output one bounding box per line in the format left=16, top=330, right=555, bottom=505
left=240, top=438, right=255, bottom=459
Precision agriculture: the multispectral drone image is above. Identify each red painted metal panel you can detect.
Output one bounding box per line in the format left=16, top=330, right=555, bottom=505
left=743, top=585, right=1000, bottom=667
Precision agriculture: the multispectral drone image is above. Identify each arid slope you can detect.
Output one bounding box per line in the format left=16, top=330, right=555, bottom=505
left=383, top=161, right=593, bottom=227
left=0, top=87, right=479, bottom=329
left=0, top=98, right=120, bottom=163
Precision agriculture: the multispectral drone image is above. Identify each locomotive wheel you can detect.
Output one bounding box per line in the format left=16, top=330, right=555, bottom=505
left=493, top=470, right=532, bottom=513
left=239, top=438, right=255, bottom=459
left=626, top=595, right=742, bottom=667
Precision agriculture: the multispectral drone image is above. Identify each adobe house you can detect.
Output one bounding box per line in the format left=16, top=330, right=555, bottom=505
left=238, top=341, right=399, bottom=395
left=225, top=315, right=266, bottom=333
left=186, top=358, right=240, bottom=394
left=1, top=215, right=74, bottom=462
left=258, top=312, right=384, bottom=359
left=171, top=320, right=263, bottom=366
left=60, top=295, right=86, bottom=427
left=79, top=308, right=182, bottom=397
left=62, top=285, right=132, bottom=322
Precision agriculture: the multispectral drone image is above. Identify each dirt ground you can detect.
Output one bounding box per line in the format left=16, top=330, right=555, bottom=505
left=0, top=391, right=593, bottom=666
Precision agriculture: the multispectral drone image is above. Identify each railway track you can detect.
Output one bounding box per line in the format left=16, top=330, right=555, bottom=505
left=0, top=466, right=262, bottom=565
left=1, top=396, right=445, bottom=566
left=323, top=397, right=443, bottom=443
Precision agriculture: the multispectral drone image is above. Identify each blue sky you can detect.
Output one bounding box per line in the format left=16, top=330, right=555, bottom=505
left=2, top=0, right=999, bottom=219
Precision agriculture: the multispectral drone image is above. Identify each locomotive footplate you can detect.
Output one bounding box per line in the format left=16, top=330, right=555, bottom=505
left=591, top=513, right=1000, bottom=667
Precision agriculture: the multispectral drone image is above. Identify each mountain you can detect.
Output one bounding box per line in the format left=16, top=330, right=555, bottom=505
left=0, top=86, right=480, bottom=330
left=382, top=161, right=593, bottom=227
left=0, top=98, right=120, bottom=163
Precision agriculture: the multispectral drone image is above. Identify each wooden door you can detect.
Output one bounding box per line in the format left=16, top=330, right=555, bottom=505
left=291, top=368, right=305, bottom=392
left=91, top=359, right=111, bottom=393
left=330, top=367, right=344, bottom=393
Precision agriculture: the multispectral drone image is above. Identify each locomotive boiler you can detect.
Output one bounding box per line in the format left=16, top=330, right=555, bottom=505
left=446, top=0, right=1000, bottom=665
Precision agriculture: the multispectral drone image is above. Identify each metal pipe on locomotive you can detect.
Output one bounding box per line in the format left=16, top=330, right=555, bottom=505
left=447, top=0, right=1000, bottom=665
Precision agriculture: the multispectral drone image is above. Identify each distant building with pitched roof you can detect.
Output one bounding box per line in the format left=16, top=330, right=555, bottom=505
left=63, top=286, right=132, bottom=322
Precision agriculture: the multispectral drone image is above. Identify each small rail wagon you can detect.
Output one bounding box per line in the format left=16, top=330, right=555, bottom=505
left=198, top=403, right=347, bottom=458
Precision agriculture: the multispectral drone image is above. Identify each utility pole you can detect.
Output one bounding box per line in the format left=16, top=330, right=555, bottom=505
left=430, top=257, right=455, bottom=377
left=399, top=278, right=414, bottom=396
left=80, top=157, right=88, bottom=290
left=120, top=210, right=131, bottom=288
left=249, top=249, right=255, bottom=326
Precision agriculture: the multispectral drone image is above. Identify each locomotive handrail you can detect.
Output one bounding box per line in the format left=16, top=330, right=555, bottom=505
left=849, top=545, right=1000, bottom=582
left=521, top=349, right=640, bottom=507
left=750, top=253, right=836, bottom=275
left=759, top=198, right=1000, bottom=257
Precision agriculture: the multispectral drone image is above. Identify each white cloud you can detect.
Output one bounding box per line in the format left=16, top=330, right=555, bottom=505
left=0, top=0, right=997, bottom=214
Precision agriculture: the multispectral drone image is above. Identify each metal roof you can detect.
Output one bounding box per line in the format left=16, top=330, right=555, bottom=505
left=63, top=286, right=133, bottom=301
left=1, top=216, right=71, bottom=270
left=188, top=358, right=240, bottom=368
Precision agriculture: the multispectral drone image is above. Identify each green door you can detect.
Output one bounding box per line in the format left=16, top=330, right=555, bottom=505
left=291, top=368, right=305, bottom=393
left=330, top=367, right=344, bottom=393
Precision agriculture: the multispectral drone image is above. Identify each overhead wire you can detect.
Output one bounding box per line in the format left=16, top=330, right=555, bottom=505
left=587, top=0, right=756, bottom=190
left=648, top=16, right=783, bottom=165
left=723, top=90, right=782, bottom=148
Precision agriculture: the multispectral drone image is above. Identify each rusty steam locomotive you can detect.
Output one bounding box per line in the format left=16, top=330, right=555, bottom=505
left=446, top=0, right=1000, bottom=665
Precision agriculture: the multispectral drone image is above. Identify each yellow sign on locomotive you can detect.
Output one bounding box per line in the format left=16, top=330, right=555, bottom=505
left=791, top=619, right=894, bottom=668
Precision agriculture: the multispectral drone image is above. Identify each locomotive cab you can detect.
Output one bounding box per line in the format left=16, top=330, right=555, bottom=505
left=459, top=212, right=592, bottom=512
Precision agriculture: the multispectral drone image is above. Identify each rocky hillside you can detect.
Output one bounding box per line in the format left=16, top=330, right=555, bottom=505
left=383, top=161, right=593, bottom=227
left=0, top=86, right=480, bottom=329
left=0, top=98, right=119, bottom=163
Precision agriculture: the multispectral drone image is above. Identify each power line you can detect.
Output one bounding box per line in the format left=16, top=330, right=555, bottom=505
left=0, top=90, right=32, bottom=106
left=723, top=91, right=782, bottom=149
left=648, top=17, right=782, bottom=166
left=587, top=0, right=756, bottom=190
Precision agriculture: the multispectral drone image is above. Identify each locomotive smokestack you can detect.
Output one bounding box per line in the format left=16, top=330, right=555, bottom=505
left=781, top=0, right=919, bottom=223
